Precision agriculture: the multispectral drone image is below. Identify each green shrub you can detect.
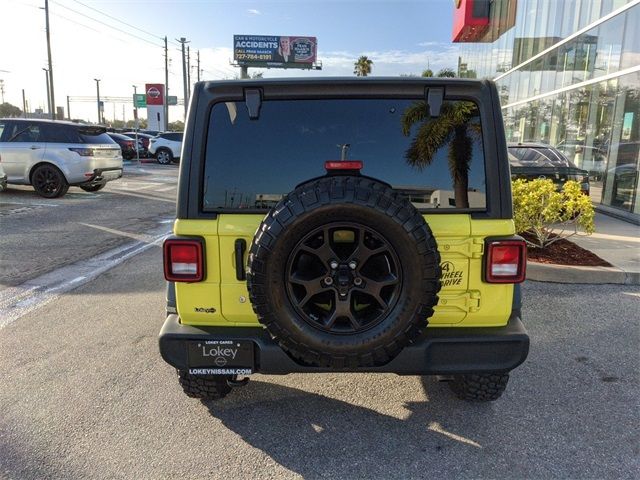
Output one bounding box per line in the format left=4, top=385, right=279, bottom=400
left=512, top=178, right=595, bottom=249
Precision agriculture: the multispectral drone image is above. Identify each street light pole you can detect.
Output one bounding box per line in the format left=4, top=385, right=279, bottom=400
left=176, top=37, right=190, bottom=118
left=133, top=84, right=139, bottom=162
left=94, top=78, right=101, bottom=124
left=42, top=68, right=51, bottom=118
left=44, top=0, right=55, bottom=119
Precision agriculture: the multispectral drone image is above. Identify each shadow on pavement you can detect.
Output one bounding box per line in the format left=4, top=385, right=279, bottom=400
left=202, top=377, right=497, bottom=478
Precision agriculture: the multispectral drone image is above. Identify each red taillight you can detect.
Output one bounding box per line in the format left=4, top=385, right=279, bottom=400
left=324, top=161, right=363, bottom=171
left=485, top=240, right=526, bottom=283
left=163, top=239, right=204, bottom=282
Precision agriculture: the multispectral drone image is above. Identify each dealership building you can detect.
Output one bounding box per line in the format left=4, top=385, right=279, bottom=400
left=453, top=0, right=640, bottom=222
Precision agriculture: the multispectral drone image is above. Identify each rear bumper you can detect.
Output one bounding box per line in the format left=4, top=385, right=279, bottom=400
left=159, top=313, right=529, bottom=375
left=73, top=167, right=122, bottom=186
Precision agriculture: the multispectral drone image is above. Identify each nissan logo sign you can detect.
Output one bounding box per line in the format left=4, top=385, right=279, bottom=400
left=147, top=87, right=161, bottom=98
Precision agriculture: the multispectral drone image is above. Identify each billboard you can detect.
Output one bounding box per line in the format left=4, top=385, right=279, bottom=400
left=234, top=35, right=317, bottom=67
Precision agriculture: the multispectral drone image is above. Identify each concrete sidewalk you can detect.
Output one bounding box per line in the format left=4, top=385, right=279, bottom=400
left=527, top=212, right=640, bottom=285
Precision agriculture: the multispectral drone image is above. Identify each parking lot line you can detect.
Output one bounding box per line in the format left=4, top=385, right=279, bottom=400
left=154, top=185, right=176, bottom=192
left=0, top=201, right=59, bottom=207
left=0, top=227, right=171, bottom=329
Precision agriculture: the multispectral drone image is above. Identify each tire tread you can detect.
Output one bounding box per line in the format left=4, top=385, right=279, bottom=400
left=247, top=175, right=442, bottom=368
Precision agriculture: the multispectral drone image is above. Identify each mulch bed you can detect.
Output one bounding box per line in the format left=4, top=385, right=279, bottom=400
left=521, top=232, right=612, bottom=267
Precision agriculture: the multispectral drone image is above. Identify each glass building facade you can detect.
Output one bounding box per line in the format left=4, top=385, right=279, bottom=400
left=457, top=0, right=640, bottom=220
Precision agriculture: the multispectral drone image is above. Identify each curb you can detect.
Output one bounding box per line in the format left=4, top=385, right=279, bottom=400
left=526, top=261, right=640, bottom=285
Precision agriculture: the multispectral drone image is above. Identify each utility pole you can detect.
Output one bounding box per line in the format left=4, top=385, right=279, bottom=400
left=133, top=84, right=139, bottom=162
left=44, top=0, right=55, bottom=119
left=66, top=95, right=70, bottom=120
left=176, top=37, right=189, bottom=118
left=22, top=89, right=27, bottom=117
left=42, top=68, right=51, bottom=118
left=94, top=78, right=101, bottom=124
left=164, top=36, right=169, bottom=129
left=197, top=50, right=200, bottom=82
left=187, top=45, right=191, bottom=99
left=0, top=80, right=4, bottom=103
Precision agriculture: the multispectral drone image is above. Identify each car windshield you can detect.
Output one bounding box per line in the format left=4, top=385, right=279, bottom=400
left=508, top=147, right=576, bottom=168
left=203, top=98, right=487, bottom=211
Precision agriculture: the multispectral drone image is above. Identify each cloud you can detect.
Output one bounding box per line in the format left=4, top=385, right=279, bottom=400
left=417, top=41, right=448, bottom=47
left=289, top=46, right=462, bottom=77
left=247, top=8, right=261, bottom=15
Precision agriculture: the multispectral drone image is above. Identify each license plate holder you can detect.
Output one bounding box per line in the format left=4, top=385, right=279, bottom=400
left=187, top=340, right=254, bottom=375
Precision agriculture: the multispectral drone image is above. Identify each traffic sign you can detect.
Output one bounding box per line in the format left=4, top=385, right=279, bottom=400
left=168, top=96, right=178, bottom=106
left=133, top=94, right=146, bottom=108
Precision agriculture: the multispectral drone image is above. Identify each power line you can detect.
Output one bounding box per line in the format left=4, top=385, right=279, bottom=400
left=50, top=0, right=164, bottom=48
left=69, top=0, right=164, bottom=42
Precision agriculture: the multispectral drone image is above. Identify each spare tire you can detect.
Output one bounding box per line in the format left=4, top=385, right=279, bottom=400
left=247, top=175, right=441, bottom=368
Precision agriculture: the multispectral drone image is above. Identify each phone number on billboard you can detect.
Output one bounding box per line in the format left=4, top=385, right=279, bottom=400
left=235, top=53, right=272, bottom=60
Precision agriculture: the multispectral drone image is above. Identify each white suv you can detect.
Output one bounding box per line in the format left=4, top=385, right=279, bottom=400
left=0, top=155, right=6, bottom=191
left=148, top=132, right=183, bottom=164
left=0, top=119, right=123, bottom=198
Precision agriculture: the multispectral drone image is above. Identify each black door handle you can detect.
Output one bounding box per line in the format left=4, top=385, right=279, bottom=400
left=234, top=239, right=246, bottom=281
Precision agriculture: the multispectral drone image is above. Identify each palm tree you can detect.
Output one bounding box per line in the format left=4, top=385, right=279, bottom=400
left=401, top=101, right=479, bottom=208
left=421, top=69, right=434, bottom=78
left=353, top=56, right=373, bottom=77
left=436, top=68, right=456, bottom=78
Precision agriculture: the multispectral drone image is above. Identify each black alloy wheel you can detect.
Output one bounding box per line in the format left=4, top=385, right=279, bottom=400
left=247, top=175, right=441, bottom=368
left=32, top=164, right=69, bottom=198
left=286, top=223, right=402, bottom=334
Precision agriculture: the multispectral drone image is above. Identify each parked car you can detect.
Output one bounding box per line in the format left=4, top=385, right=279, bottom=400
left=0, top=118, right=122, bottom=198
left=122, top=131, right=154, bottom=156
left=508, top=142, right=590, bottom=194
left=0, top=154, right=6, bottom=191
left=556, top=139, right=607, bottom=179
left=141, top=129, right=162, bottom=137
left=107, top=132, right=143, bottom=160
left=148, top=131, right=183, bottom=164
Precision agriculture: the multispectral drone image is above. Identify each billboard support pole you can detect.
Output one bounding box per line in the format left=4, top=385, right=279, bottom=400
left=240, top=65, right=249, bottom=79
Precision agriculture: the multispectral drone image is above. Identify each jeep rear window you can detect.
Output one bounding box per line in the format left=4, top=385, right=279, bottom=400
left=203, top=98, right=487, bottom=212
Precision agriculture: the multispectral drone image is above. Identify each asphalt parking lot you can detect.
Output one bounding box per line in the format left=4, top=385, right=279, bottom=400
left=1, top=164, right=638, bottom=479
left=0, top=163, right=177, bottom=288
left=1, top=245, right=638, bottom=478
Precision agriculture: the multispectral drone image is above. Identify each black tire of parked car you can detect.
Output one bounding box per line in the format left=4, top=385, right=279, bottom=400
left=80, top=183, right=106, bottom=192
left=31, top=164, right=70, bottom=198
left=448, top=373, right=510, bottom=401
left=177, top=370, right=233, bottom=400
left=156, top=148, right=173, bottom=165
left=247, top=175, right=441, bottom=368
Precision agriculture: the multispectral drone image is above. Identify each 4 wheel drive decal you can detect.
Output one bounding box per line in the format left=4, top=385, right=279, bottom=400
left=440, top=261, right=464, bottom=287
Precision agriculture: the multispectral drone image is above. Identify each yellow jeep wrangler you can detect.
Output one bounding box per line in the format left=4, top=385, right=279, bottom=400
left=159, top=78, right=529, bottom=402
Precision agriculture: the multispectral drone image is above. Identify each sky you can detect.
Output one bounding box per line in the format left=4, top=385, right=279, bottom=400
left=0, top=0, right=460, bottom=124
